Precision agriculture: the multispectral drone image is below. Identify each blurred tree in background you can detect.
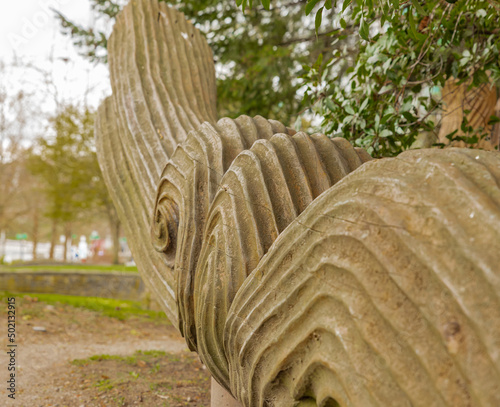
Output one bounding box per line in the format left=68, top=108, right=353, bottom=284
left=27, top=106, right=121, bottom=263
left=0, top=56, right=123, bottom=264
left=0, top=62, right=38, bottom=241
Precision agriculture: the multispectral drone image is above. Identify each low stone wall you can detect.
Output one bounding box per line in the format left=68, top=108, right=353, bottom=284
left=0, top=271, right=147, bottom=302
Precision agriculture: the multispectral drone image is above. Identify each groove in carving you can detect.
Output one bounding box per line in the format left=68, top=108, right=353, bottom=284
left=193, top=132, right=371, bottom=389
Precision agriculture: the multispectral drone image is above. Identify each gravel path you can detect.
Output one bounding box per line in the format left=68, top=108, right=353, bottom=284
left=0, top=297, right=192, bottom=406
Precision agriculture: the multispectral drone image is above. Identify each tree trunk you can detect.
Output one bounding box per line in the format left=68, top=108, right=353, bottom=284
left=491, top=98, right=500, bottom=149
left=49, top=218, right=57, bottom=260
left=32, top=205, right=39, bottom=260
left=0, top=230, right=5, bottom=261
left=63, top=224, right=71, bottom=262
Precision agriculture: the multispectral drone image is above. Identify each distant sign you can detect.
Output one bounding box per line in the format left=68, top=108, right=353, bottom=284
left=90, top=231, right=100, bottom=240
left=15, top=233, right=27, bottom=240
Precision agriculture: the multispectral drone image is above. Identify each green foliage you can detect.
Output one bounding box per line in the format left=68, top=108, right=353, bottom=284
left=54, top=0, right=123, bottom=63
left=58, top=1, right=500, bottom=157
left=241, top=0, right=500, bottom=157
left=55, top=0, right=338, bottom=124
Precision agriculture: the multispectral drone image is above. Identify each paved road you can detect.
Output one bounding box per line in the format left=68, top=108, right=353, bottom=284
left=0, top=239, right=66, bottom=263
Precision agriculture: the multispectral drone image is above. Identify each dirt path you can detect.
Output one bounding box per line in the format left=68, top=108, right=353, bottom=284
left=0, top=295, right=211, bottom=406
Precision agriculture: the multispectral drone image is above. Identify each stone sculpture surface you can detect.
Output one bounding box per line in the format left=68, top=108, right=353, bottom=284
left=96, top=0, right=500, bottom=405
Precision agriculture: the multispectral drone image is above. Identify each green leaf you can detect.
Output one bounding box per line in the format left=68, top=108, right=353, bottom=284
left=476, top=9, right=487, bottom=18
left=340, top=18, right=347, bottom=29
left=359, top=98, right=369, bottom=112
left=379, top=129, right=393, bottom=138
left=400, top=100, right=413, bottom=113
left=261, top=0, right=271, bottom=10
left=325, top=98, right=336, bottom=112
left=345, top=105, right=355, bottom=115
left=306, top=0, right=321, bottom=16
left=325, top=0, right=332, bottom=10
left=313, top=53, right=323, bottom=69
left=473, top=69, right=489, bottom=86
left=391, top=0, right=399, bottom=9
left=402, top=112, right=416, bottom=122
left=374, top=114, right=380, bottom=132
left=359, top=17, right=370, bottom=41
left=342, top=0, right=352, bottom=12
left=315, top=7, right=324, bottom=32
left=411, top=0, right=425, bottom=15
left=488, top=115, right=500, bottom=125
left=343, top=115, right=354, bottom=125
left=408, top=9, right=425, bottom=41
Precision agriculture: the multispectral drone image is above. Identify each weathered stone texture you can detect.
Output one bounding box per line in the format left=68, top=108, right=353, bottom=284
left=151, top=111, right=372, bottom=388
left=226, top=148, right=500, bottom=406
left=151, top=117, right=295, bottom=349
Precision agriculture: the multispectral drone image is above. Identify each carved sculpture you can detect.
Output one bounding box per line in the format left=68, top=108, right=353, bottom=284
left=96, top=0, right=500, bottom=405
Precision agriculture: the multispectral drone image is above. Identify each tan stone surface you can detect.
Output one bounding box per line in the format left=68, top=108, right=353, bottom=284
left=192, top=133, right=370, bottom=388
left=151, top=116, right=295, bottom=351
left=151, top=112, right=371, bottom=389
left=226, top=148, right=500, bottom=406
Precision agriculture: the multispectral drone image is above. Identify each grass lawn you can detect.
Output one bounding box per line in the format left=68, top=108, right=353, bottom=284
left=0, top=263, right=139, bottom=273
left=0, top=290, right=167, bottom=321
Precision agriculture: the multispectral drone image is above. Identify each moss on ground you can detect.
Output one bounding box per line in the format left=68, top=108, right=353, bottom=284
left=0, top=291, right=168, bottom=322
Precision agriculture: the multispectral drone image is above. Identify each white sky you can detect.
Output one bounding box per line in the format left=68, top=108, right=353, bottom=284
left=0, top=0, right=111, bottom=115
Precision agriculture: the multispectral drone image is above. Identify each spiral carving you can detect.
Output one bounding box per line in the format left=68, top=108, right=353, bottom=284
left=151, top=116, right=297, bottom=349
left=151, top=196, right=179, bottom=255
left=193, top=133, right=371, bottom=389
